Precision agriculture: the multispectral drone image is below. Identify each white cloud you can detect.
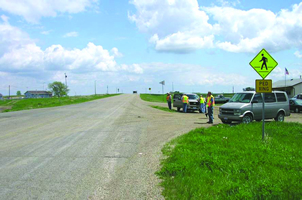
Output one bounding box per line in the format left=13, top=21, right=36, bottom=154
left=1, top=15, right=9, bottom=23
left=216, top=0, right=241, bottom=7
left=0, top=17, right=33, bottom=57
left=129, top=0, right=213, bottom=53
left=111, top=47, right=123, bottom=57
left=0, top=0, right=98, bottom=23
left=41, top=30, right=52, bottom=35
left=295, top=51, right=302, bottom=58
left=268, top=67, right=302, bottom=79
left=150, top=33, right=214, bottom=53
left=205, top=5, right=302, bottom=53
left=63, top=31, right=78, bottom=38
left=0, top=19, right=143, bottom=75
left=129, top=1, right=302, bottom=53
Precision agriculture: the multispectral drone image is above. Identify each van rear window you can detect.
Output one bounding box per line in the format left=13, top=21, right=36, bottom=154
left=276, top=93, right=287, bottom=102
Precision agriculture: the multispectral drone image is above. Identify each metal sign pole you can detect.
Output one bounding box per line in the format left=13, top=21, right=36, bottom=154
left=262, top=93, right=265, bottom=140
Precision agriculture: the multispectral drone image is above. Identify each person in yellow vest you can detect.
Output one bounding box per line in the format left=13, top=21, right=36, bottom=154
left=206, top=91, right=215, bottom=124
left=166, top=93, right=172, bottom=110
left=199, top=94, right=206, bottom=113
left=181, top=94, right=189, bottom=113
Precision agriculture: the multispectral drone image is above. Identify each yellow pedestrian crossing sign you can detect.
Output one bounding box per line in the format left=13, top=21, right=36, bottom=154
left=249, top=49, right=278, bottom=79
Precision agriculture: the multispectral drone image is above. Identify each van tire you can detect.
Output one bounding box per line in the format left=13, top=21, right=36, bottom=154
left=295, top=108, right=299, bottom=113
left=275, top=112, right=285, bottom=122
left=242, top=114, right=253, bottom=124
left=177, top=107, right=180, bottom=112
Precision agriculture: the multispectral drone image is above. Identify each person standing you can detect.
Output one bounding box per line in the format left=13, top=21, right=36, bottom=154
left=181, top=94, right=189, bottom=113
left=166, top=93, right=172, bottom=110
left=206, top=91, right=215, bottom=124
left=199, top=94, right=206, bottom=113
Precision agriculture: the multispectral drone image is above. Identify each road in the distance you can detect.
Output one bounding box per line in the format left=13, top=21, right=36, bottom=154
left=0, top=94, right=206, bottom=199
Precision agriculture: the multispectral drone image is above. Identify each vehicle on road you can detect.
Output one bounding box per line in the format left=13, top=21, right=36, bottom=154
left=214, top=94, right=231, bottom=103
left=218, top=91, right=290, bottom=124
left=289, top=98, right=302, bottom=113
left=293, top=93, right=302, bottom=99
left=173, top=93, right=200, bottom=112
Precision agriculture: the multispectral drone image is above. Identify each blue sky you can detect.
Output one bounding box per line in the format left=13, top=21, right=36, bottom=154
left=0, top=0, right=302, bottom=96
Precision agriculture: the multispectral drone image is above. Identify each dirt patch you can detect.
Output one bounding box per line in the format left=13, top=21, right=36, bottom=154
left=0, top=106, right=11, bottom=113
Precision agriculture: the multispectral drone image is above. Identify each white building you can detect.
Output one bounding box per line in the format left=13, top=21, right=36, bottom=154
left=273, top=79, right=302, bottom=97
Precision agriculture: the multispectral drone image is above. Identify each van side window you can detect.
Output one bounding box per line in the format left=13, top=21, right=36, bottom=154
left=252, top=94, right=263, bottom=103
left=264, top=93, right=276, bottom=103
left=276, top=93, right=287, bottom=102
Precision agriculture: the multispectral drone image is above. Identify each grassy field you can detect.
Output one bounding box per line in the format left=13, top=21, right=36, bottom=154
left=140, top=93, right=235, bottom=103
left=150, top=105, right=177, bottom=113
left=156, top=122, right=302, bottom=199
left=140, top=94, right=167, bottom=103
left=0, top=94, right=120, bottom=112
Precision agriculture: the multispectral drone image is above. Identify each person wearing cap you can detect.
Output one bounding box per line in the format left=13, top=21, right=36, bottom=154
left=199, top=94, right=206, bottom=114
left=181, top=94, right=189, bottom=113
left=206, top=91, right=215, bottom=124
left=166, top=93, right=172, bottom=110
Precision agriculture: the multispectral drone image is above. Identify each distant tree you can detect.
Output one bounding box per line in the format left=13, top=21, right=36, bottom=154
left=16, top=91, right=21, bottom=96
left=243, top=87, right=255, bottom=91
left=48, top=82, right=69, bottom=97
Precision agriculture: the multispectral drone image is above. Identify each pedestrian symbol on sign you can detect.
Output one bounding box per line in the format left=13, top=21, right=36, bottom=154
left=260, top=54, right=268, bottom=70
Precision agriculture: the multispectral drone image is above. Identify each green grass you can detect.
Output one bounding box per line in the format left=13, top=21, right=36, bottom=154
left=0, top=94, right=120, bottom=112
left=156, top=122, right=302, bottom=199
left=150, top=105, right=177, bottom=113
left=140, top=94, right=167, bottom=103
left=140, top=93, right=234, bottom=104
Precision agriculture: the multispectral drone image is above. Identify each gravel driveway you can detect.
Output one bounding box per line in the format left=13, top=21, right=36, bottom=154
left=0, top=94, right=299, bottom=199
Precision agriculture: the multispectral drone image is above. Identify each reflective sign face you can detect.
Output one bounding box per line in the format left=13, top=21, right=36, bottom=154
left=250, top=49, right=278, bottom=79
left=255, top=79, right=272, bottom=93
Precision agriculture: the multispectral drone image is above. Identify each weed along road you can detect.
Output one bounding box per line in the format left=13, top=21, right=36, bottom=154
left=0, top=94, right=209, bottom=199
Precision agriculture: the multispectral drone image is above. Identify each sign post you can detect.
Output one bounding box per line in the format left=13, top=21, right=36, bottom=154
left=250, top=49, right=278, bottom=140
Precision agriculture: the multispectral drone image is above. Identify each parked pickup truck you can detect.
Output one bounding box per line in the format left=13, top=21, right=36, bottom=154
left=173, top=93, right=200, bottom=112
left=214, top=94, right=231, bottom=103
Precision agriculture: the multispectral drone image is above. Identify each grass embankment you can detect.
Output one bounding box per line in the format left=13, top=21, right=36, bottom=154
left=140, top=93, right=234, bottom=103
left=140, top=94, right=167, bottom=103
left=150, top=105, right=177, bottom=113
left=156, top=122, right=302, bottom=199
left=0, top=94, right=119, bottom=112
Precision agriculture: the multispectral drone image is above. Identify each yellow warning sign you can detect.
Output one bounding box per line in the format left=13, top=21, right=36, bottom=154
left=250, top=49, right=278, bottom=79
left=255, top=79, right=272, bottom=93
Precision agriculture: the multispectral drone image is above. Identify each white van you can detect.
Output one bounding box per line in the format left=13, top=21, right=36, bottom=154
left=218, top=91, right=290, bottom=123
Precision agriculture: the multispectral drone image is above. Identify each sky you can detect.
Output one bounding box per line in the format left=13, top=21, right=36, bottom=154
left=0, top=0, right=302, bottom=96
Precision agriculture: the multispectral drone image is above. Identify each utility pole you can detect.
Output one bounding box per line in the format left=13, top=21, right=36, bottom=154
left=107, top=85, right=108, bottom=94
left=172, top=82, right=174, bottom=92
left=65, top=73, right=67, bottom=87
left=8, top=85, right=10, bottom=99
left=95, top=81, right=96, bottom=95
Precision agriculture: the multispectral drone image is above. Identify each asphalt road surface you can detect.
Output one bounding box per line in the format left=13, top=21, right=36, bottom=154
left=0, top=94, right=208, bottom=200
left=1, top=94, right=299, bottom=199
